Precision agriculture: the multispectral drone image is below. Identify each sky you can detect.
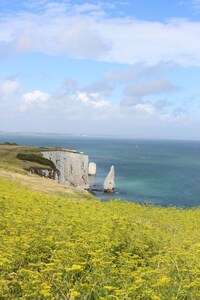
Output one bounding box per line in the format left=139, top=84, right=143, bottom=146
left=0, top=0, right=200, bottom=139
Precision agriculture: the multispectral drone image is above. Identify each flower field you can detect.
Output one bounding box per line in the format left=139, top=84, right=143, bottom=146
left=0, top=177, right=200, bottom=299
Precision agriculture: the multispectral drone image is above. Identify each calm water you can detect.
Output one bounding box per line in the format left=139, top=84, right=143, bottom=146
left=1, top=133, right=200, bottom=207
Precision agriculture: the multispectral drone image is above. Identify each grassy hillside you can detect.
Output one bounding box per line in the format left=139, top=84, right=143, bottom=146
left=0, top=143, right=55, bottom=173
left=0, top=169, right=200, bottom=299
left=0, top=143, right=80, bottom=172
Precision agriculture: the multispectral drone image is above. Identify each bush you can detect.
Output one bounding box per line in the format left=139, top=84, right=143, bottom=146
left=16, top=153, right=56, bottom=169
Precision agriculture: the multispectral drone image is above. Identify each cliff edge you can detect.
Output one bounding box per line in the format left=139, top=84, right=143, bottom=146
left=0, top=143, right=89, bottom=190
left=42, top=150, right=89, bottom=190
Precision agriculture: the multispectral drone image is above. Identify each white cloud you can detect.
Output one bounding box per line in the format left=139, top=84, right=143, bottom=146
left=73, top=3, right=103, bottom=14
left=134, top=103, right=156, bottom=114
left=55, top=19, right=110, bottom=58
left=3, top=10, right=110, bottom=59
left=0, top=78, right=19, bottom=96
left=121, top=79, right=177, bottom=106
left=14, top=34, right=35, bottom=53
left=47, top=85, right=170, bottom=124
left=126, top=79, right=176, bottom=96
left=19, top=90, right=50, bottom=111
left=0, top=78, right=20, bottom=118
left=85, top=63, right=175, bottom=98
left=73, top=91, right=110, bottom=108
left=0, top=75, right=195, bottom=138
left=0, top=63, right=181, bottom=137
left=47, top=66, right=178, bottom=124
left=1, top=2, right=200, bottom=65
left=86, top=80, right=113, bottom=96
left=104, top=67, right=140, bottom=83
left=101, top=18, right=200, bottom=66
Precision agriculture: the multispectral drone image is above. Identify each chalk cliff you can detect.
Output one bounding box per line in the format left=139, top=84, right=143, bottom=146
left=88, top=162, right=96, bottom=176
left=42, top=150, right=89, bottom=190
left=29, top=168, right=58, bottom=180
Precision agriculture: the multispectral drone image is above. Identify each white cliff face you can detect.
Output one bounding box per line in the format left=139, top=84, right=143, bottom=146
left=29, top=168, right=58, bottom=179
left=103, top=165, right=115, bottom=192
left=42, top=151, right=89, bottom=190
left=88, top=162, right=96, bottom=176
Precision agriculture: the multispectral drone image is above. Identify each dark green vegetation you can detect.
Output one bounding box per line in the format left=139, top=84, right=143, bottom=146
left=2, top=142, right=19, bottom=146
left=16, top=153, right=56, bottom=169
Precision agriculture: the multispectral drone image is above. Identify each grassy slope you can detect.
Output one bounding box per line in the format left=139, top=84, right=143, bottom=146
left=0, top=144, right=53, bottom=172
left=0, top=146, right=200, bottom=299
left=0, top=144, right=84, bottom=173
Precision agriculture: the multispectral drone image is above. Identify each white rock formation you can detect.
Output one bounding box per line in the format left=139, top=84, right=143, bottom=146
left=88, top=162, right=96, bottom=176
left=42, top=150, right=89, bottom=190
left=29, top=168, right=58, bottom=179
left=103, top=165, right=115, bottom=193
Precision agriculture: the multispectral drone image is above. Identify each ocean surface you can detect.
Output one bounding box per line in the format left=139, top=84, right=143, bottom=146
left=1, top=133, right=200, bottom=208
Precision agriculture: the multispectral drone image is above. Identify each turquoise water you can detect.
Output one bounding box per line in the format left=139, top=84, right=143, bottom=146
left=1, top=133, right=200, bottom=207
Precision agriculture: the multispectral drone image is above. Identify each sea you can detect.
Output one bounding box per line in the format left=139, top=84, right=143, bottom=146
left=1, top=133, right=200, bottom=208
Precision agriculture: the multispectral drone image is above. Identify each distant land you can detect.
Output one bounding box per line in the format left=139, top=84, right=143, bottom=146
left=1, top=131, right=200, bottom=141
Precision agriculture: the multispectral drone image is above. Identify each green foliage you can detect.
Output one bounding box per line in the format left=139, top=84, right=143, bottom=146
left=1, top=142, right=19, bottom=146
left=16, top=153, right=56, bottom=169
left=0, top=178, right=200, bottom=299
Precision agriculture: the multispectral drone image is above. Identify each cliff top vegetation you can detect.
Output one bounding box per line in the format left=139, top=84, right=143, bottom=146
left=0, top=143, right=84, bottom=174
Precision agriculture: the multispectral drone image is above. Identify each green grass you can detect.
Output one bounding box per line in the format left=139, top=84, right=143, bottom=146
left=0, top=177, right=200, bottom=299
left=0, top=144, right=60, bottom=173
left=0, top=165, right=28, bottom=175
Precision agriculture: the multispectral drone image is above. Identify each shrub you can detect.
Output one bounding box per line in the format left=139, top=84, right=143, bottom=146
left=16, top=153, right=56, bottom=169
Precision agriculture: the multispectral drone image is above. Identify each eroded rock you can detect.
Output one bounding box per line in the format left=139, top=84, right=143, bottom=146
left=103, top=165, right=115, bottom=193
left=88, top=162, right=96, bottom=176
left=42, top=151, right=89, bottom=190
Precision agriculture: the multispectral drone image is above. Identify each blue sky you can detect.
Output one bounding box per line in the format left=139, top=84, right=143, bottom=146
left=0, top=0, right=200, bottom=138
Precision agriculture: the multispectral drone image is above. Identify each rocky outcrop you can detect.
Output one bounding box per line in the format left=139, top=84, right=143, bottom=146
left=42, top=150, right=89, bottom=190
left=88, top=162, right=96, bottom=176
left=103, top=165, right=115, bottom=193
left=29, top=168, right=59, bottom=180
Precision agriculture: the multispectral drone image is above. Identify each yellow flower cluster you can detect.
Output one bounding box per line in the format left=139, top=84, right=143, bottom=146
left=0, top=178, right=200, bottom=299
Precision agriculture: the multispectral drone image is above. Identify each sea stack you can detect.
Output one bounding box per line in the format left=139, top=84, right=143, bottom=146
left=103, top=165, right=115, bottom=193
left=88, top=162, right=96, bottom=176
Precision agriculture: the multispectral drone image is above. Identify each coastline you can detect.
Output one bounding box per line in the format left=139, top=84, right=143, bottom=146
left=1, top=134, right=200, bottom=207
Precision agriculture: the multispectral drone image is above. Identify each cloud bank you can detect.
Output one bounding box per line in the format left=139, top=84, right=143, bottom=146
left=0, top=1, right=200, bottom=65
left=0, top=63, right=192, bottom=138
